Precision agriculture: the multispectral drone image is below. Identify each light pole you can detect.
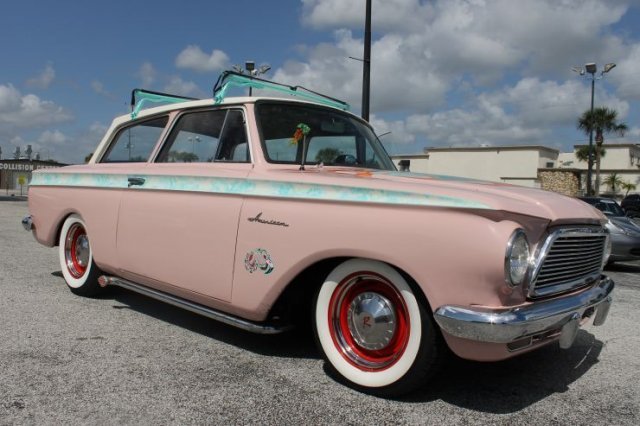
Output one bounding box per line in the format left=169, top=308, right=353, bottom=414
left=572, top=62, right=616, bottom=195
left=362, top=0, right=371, bottom=122
left=348, top=0, right=372, bottom=122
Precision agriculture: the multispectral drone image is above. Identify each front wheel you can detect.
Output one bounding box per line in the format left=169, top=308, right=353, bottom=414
left=314, top=259, right=444, bottom=397
left=58, top=214, right=103, bottom=297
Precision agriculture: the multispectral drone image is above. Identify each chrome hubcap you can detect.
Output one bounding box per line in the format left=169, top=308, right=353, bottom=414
left=347, top=292, right=396, bottom=350
left=75, top=234, right=90, bottom=268
left=328, top=273, right=410, bottom=370
left=65, top=223, right=89, bottom=278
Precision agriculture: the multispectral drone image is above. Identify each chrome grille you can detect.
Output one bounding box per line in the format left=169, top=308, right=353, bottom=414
left=529, top=227, right=607, bottom=298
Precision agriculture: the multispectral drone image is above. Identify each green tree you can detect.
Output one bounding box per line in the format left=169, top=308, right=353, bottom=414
left=621, top=181, right=637, bottom=196
left=575, top=145, right=605, bottom=163
left=168, top=151, right=199, bottom=163
left=602, top=173, right=623, bottom=193
left=577, top=107, right=628, bottom=195
left=315, top=147, right=341, bottom=164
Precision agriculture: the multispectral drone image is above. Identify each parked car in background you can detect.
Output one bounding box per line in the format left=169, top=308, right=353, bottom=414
left=621, top=193, right=640, bottom=217
left=22, top=71, right=614, bottom=397
left=580, top=197, right=640, bottom=263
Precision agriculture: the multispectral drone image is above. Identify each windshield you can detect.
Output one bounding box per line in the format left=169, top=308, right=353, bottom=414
left=256, top=102, right=395, bottom=170
left=583, top=198, right=626, bottom=217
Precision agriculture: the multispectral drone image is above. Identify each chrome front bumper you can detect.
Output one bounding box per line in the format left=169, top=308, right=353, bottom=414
left=21, top=215, right=33, bottom=231
left=434, top=276, right=614, bottom=350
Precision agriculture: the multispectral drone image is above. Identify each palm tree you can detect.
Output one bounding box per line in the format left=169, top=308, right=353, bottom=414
left=621, top=181, right=637, bottom=196
left=602, top=173, right=623, bottom=193
left=577, top=107, right=628, bottom=195
left=575, top=145, right=605, bottom=163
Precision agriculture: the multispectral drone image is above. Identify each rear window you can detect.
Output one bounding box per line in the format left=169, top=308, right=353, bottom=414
left=101, top=116, right=168, bottom=163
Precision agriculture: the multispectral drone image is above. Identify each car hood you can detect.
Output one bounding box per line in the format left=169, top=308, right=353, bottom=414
left=609, top=215, right=640, bottom=233
left=279, top=168, right=606, bottom=224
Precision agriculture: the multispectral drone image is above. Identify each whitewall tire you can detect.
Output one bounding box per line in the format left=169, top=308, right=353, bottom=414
left=314, top=259, right=443, bottom=396
left=58, top=214, right=102, bottom=296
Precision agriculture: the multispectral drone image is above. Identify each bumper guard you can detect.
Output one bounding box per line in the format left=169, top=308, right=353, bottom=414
left=434, top=276, right=613, bottom=349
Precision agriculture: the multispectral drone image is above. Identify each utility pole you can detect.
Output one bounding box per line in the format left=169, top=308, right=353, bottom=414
left=361, top=0, right=372, bottom=122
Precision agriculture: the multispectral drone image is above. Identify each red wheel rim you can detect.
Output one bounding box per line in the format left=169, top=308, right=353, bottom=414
left=327, top=271, right=410, bottom=371
left=64, top=223, right=89, bottom=278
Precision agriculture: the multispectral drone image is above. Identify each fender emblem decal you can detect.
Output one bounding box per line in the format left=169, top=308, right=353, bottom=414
left=248, top=212, right=289, bottom=227
left=244, top=249, right=275, bottom=275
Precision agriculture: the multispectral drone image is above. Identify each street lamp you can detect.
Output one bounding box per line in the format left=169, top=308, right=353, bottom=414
left=572, top=62, right=616, bottom=195
left=233, top=61, right=271, bottom=95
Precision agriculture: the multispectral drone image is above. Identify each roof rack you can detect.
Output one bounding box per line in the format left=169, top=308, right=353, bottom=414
left=130, top=89, right=200, bottom=119
left=128, top=72, right=350, bottom=120
left=212, top=71, right=350, bottom=111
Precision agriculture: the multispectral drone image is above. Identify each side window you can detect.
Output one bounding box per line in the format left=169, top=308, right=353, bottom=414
left=157, top=110, right=225, bottom=163
left=157, top=109, right=249, bottom=163
left=216, top=110, right=249, bottom=162
left=265, top=139, right=297, bottom=162
left=101, top=116, right=168, bottom=163
left=364, top=142, right=383, bottom=169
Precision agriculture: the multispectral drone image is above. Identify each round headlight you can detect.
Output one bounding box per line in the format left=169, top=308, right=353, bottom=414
left=505, top=230, right=530, bottom=287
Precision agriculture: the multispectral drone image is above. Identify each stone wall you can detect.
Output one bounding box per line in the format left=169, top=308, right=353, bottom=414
left=538, top=169, right=582, bottom=197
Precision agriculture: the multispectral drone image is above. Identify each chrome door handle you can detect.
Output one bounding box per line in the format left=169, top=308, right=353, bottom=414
left=127, top=176, right=146, bottom=187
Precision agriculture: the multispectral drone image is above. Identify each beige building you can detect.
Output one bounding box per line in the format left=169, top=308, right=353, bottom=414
left=392, top=143, right=640, bottom=197
left=0, top=159, right=64, bottom=196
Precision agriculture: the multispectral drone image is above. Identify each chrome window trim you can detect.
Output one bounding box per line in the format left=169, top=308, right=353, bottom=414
left=527, top=226, right=607, bottom=299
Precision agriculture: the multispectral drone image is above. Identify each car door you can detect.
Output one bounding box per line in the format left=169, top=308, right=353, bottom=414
left=116, top=108, right=251, bottom=302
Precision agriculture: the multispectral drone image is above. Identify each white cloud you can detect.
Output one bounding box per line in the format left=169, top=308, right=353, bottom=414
left=274, top=30, right=448, bottom=113
left=302, top=0, right=434, bottom=32
left=301, top=0, right=629, bottom=78
left=0, top=84, right=72, bottom=133
left=609, top=42, right=640, bottom=100
left=484, top=78, right=629, bottom=126
left=163, top=76, right=203, bottom=98
left=89, top=122, right=108, bottom=135
left=175, top=45, right=229, bottom=72
left=26, top=63, right=56, bottom=89
left=0, top=84, right=22, bottom=112
left=38, top=129, right=67, bottom=146
left=91, top=80, right=112, bottom=98
left=290, top=0, right=639, bottom=153
left=31, top=123, right=110, bottom=164
left=138, top=62, right=157, bottom=87
left=405, top=107, right=547, bottom=148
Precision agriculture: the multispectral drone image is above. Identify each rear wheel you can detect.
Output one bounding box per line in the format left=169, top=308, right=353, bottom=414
left=314, top=259, right=444, bottom=397
left=58, top=214, right=102, bottom=296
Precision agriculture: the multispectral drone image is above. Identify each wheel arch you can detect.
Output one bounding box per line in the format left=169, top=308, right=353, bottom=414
left=267, top=255, right=436, bottom=327
left=53, top=211, right=79, bottom=247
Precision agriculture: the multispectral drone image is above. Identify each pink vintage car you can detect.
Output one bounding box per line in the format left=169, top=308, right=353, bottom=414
left=22, top=72, right=614, bottom=396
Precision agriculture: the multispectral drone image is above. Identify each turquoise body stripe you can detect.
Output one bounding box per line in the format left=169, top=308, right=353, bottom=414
left=29, top=172, right=490, bottom=209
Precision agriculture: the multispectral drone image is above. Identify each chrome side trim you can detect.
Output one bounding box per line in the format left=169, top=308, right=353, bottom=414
left=98, top=275, right=292, bottom=335
left=21, top=215, right=33, bottom=231
left=434, top=276, right=613, bottom=345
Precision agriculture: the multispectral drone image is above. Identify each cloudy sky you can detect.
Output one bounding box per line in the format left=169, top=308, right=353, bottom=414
left=1, top=0, right=639, bottom=164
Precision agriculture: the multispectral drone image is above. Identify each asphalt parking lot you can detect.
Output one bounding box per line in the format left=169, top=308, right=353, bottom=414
left=1, top=200, right=639, bottom=425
